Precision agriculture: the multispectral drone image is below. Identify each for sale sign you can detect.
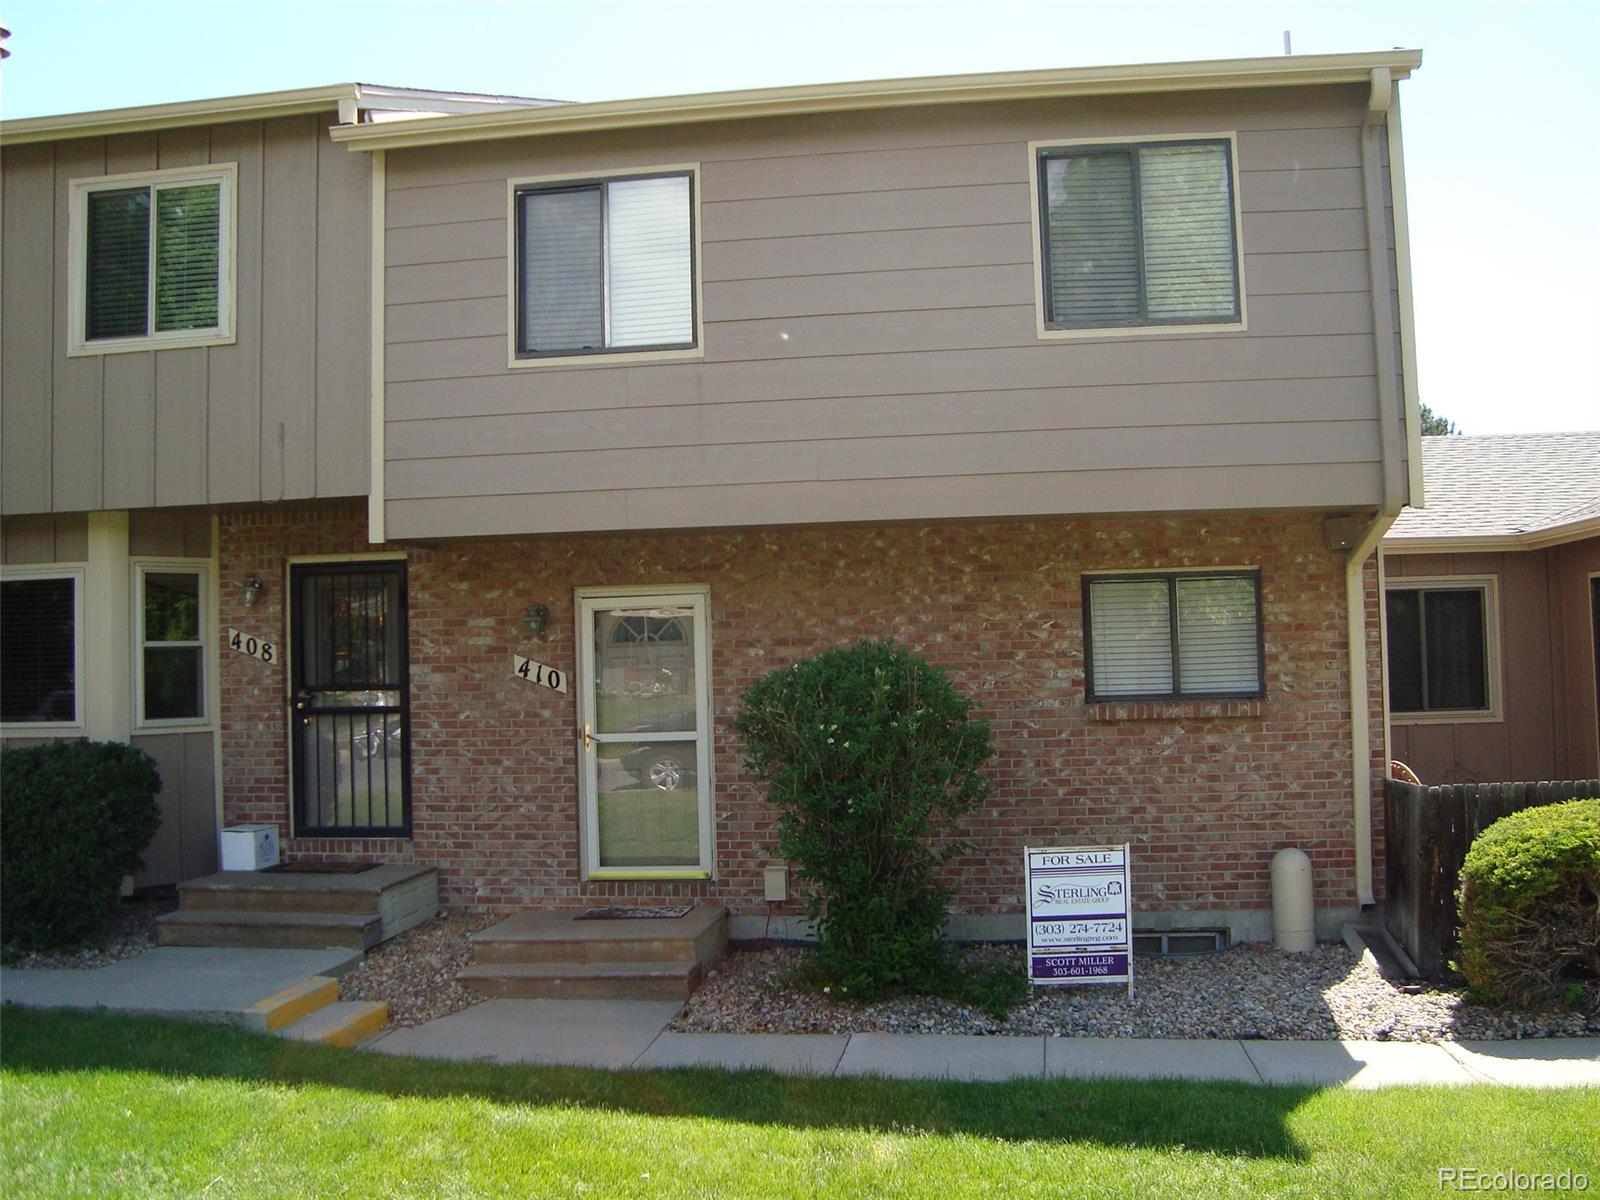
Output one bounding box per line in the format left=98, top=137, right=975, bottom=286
left=1025, top=844, right=1132, bottom=991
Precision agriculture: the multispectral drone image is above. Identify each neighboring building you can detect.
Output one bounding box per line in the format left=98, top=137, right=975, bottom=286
left=1, top=50, right=1424, bottom=943
left=1383, top=433, right=1600, bottom=785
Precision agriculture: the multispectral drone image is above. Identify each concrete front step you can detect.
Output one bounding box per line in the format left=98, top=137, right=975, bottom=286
left=179, top=865, right=438, bottom=918
left=241, top=974, right=340, bottom=1033
left=278, top=1000, right=390, bottom=1048
left=458, top=960, right=705, bottom=1001
left=158, top=909, right=383, bottom=951
left=470, top=904, right=728, bottom=966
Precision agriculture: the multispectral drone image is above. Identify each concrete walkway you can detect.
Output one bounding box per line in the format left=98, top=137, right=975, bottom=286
left=5, top=956, right=1597, bottom=1087
left=1, top=947, right=362, bottom=1025
left=367, top=997, right=1600, bottom=1088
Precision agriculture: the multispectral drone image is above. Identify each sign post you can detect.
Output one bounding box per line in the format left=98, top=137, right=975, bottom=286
left=1025, top=844, right=1133, bottom=996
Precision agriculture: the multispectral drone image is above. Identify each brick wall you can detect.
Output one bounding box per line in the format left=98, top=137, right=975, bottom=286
left=220, top=503, right=1385, bottom=924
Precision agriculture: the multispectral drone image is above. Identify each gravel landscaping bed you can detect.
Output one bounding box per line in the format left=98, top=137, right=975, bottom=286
left=5, top=896, right=173, bottom=970
left=340, top=911, right=499, bottom=1027
left=669, top=943, right=1600, bottom=1042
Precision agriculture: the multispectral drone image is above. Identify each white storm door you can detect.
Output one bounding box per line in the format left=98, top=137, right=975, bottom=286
left=577, top=588, right=712, bottom=877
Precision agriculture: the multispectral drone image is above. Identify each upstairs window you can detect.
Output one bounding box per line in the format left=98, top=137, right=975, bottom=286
left=1085, top=571, right=1262, bottom=701
left=69, top=164, right=236, bottom=354
left=513, top=170, right=697, bottom=361
left=1386, top=581, right=1496, bottom=716
left=1037, top=138, right=1241, bottom=332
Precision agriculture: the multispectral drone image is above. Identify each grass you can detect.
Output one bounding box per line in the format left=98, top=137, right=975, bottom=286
left=3, top=1007, right=1596, bottom=1199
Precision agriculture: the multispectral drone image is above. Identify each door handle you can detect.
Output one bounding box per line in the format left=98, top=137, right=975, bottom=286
left=581, top=722, right=593, bottom=752
left=293, top=691, right=312, bottom=711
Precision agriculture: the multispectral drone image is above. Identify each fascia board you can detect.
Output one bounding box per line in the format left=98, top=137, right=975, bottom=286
left=1383, top=517, right=1600, bottom=554
left=329, top=50, right=1423, bottom=151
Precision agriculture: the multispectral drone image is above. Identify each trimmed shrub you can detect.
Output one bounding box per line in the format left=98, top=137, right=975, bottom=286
left=1457, top=798, right=1600, bottom=1007
left=735, top=639, right=994, bottom=998
left=1, top=741, right=162, bottom=953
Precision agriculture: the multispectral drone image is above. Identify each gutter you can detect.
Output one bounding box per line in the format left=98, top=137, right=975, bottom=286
left=328, top=49, right=1422, bottom=152
left=1383, top=517, right=1600, bottom=555
left=1348, top=67, right=1407, bottom=909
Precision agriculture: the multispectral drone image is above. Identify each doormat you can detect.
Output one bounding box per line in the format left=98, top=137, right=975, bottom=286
left=261, top=862, right=380, bottom=874
left=577, top=905, right=693, bottom=921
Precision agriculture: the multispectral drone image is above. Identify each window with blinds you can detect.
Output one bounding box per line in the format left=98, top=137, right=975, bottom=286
left=1, top=575, right=80, bottom=726
left=1085, top=571, right=1262, bottom=701
left=515, top=171, right=696, bottom=358
left=1385, top=584, right=1492, bottom=714
left=71, top=165, right=234, bottom=353
left=1039, top=139, right=1240, bottom=330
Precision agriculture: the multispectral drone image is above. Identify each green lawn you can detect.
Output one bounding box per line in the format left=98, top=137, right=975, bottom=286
left=3, top=1007, right=1596, bottom=1199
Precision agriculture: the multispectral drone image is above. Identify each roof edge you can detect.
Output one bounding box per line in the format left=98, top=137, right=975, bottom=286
left=0, top=83, right=557, bottom=145
left=329, top=49, right=1422, bottom=151
left=1383, top=516, right=1600, bottom=555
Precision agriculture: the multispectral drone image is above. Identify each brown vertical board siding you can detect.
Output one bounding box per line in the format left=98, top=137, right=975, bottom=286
left=314, top=115, right=370, bottom=499
left=1, top=144, right=56, bottom=513
left=1553, top=537, right=1600, bottom=778
left=52, top=139, right=112, bottom=511
left=129, top=730, right=218, bottom=886
left=206, top=122, right=264, bottom=503
left=381, top=87, right=1390, bottom=539
left=259, top=116, right=319, bottom=501
left=150, top=128, right=212, bottom=507
left=1, top=513, right=88, bottom=563
left=129, top=509, right=211, bottom=557
left=1498, top=549, right=1557, bottom=778
left=180, top=729, right=220, bottom=879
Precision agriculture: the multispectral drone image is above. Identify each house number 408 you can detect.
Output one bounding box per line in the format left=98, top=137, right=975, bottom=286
left=228, top=628, right=277, bottom=663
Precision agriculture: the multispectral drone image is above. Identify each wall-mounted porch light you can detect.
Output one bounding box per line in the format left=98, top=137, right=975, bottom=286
left=520, top=603, right=550, bottom=638
left=240, top=574, right=264, bottom=607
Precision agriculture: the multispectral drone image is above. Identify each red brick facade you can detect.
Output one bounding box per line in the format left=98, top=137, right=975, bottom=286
left=220, top=503, right=1386, bottom=928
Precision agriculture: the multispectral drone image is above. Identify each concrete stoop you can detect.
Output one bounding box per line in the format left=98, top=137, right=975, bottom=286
left=243, top=974, right=388, bottom=1047
left=460, top=905, right=727, bottom=1001
left=157, top=865, right=439, bottom=951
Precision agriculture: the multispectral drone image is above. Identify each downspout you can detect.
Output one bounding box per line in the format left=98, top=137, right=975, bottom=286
left=1349, top=67, right=1406, bottom=908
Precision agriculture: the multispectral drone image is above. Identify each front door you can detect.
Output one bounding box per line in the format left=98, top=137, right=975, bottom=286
left=577, top=589, right=712, bottom=876
left=290, top=561, right=411, bottom=837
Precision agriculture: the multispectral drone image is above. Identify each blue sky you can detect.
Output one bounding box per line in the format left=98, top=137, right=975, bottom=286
left=3, top=0, right=1597, bottom=434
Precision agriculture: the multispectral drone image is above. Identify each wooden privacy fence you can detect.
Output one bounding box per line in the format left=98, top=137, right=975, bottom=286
left=1384, top=777, right=1600, bottom=975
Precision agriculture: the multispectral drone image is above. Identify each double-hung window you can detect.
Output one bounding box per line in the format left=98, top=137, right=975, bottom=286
left=0, top=569, right=84, bottom=729
left=1085, top=571, right=1263, bottom=701
left=135, top=565, right=208, bottom=726
left=69, top=164, right=236, bottom=354
left=512, top=169, right=698, bottom=362
left=1385, top=580, right=1497, bottom=717
left=1036, top=137, right=1242, bottom=332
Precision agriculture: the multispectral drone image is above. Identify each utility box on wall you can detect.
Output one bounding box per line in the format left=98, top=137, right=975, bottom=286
left=220, top=824, right=280, bottom=871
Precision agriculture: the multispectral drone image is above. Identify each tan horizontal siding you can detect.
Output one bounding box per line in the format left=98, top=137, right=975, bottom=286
left=380, top=87, right=1390, bottom=536
left=386, top=461, right=1384, bottom=540
left=387, top=378, right=1377, bottom=459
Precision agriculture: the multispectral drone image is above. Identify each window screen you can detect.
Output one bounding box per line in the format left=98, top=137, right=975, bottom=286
left=1040, top=140, right=1239, bottom=329
left=516, top=172, right=694, bottom=357
left=1087, top=572, right=1261, bottom=700
left=82, top=175, right=224, bottom=343
left=1386, top=586, right=1489, bottom=713
left=1, top=577, right=78, bottom=724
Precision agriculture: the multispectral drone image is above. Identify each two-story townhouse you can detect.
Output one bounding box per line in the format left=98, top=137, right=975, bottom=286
left=1, top=50, right=1423, bottom=946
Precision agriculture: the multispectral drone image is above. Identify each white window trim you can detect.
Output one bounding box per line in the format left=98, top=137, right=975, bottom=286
left=1385, top=574, right=1503, bottom=725
left=0, top=564, right=87, bottom=735
left=131, top=558, right=215, bottom=732
left=1027, top=132, right=1247, bottom=341
left=67, top=162, right=239, bottom=357
left=1081, top=565, right=1264, bottom=702
left=504, top=163, right=705, bottom=371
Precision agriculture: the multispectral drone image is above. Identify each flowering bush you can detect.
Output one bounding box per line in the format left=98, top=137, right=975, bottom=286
left=734, top=640, right=993, bottom=997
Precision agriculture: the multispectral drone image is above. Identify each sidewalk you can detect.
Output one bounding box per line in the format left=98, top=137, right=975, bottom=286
left=366, top=997, right=1600, bottom=1088
left=6, top=956, right=1597, bottom=1087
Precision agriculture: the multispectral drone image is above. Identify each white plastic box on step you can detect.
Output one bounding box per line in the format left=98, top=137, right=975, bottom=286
left=220, top=824, right=280, bottom=871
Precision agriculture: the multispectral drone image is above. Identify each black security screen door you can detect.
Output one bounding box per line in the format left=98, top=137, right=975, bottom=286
left=291, top=562, right=411, bottom=837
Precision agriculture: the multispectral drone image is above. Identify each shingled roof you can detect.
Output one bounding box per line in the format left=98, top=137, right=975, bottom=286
left=1386, top=432, right=1600, bottom=550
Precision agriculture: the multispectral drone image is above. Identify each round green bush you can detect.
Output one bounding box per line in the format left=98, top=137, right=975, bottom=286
left=1457, top=798, right=1600, bottom=1007
left=1, top=741, right=162, bottom=953
left=734, top=639, right=994, bottom=998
